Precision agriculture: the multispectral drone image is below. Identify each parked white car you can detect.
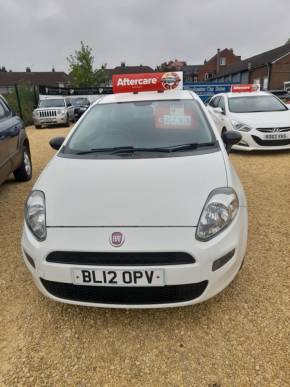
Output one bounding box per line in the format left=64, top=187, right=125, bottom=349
left=32, top=97, right=75, bottom=129
left=207, top=91, right=290, bottom=151
left=22, top=89, right=248, bottom=308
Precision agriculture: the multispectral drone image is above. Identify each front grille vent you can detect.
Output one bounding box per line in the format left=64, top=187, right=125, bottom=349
left=39, top=110, right=57, bottom=117
left=46, top=251, right=195, bottom=266
left=252, top=136, right=290, bottom=146
left=41, top=279, right=208, bottom=305
left=257, top=127, right=290, bottom=133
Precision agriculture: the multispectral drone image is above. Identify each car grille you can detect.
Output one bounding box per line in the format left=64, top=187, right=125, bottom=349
left=46, top=251, right=195, bottom=266
left=252, top=136, right=290, bottom=146
left=256, top=127, right=290, bottom=133
left=40, top=279, right=208, bottom=305
left=39, top=110, right=57, bottom=117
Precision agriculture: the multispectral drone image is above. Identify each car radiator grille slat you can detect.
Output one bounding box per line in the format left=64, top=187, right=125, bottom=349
left=46, top=251, right=196, bottom=266
left=257, top=127, right=290, bottom=133
left=40, top=279, right=208, bottom=305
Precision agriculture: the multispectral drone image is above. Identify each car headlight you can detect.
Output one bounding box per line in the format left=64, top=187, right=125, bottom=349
left=25, top=191, right=46, bottom=241
left=32, top=110, right=39, bottom=117
left=230, top=119, right=252, bottom=132
left=196, top=188, right=239, bottom=241
left=57, top=110, right=66, bottom=115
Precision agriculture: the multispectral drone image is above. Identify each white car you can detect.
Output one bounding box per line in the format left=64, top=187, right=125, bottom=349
left=33, top=97, right=75, bottom=129
left=22, top=90, right=247, bottom=309
left=207, top=91, right=290, bottom=151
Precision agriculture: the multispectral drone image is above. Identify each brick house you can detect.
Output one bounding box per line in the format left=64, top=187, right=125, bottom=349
left=0, top=70, right=70, bottom=93
left=210, top=43, right=290, bottom=90
left=157, top=60, right=202, bottom=83
left=197, top=48, right=241, bottom=81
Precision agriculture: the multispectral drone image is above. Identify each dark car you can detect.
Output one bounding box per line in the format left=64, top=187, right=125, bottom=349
left=270, top=90, right=290, bottom=104
left=71, top=97, right=90, bottom=121
left=0, top=95, right=32, bottom=185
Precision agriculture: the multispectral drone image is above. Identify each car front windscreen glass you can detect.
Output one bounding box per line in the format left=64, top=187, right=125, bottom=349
left=64, top=99, right=215, bottom=154
left=39, top=99, right=65, bottom=108
left=228, top=95, right=287, bottom=113
left=72, top=98, right=89, bottom=106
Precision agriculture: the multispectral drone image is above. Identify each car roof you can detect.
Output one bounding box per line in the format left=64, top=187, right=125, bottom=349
left=96, top=90, right=195, bottom=104
left=224, top=91, right=271, bottom=98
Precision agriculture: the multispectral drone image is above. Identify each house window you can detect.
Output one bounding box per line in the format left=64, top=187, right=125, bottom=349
left=194, top=76, right=198, bottom=83
left=220, top=57, right=226, bottom=66
left=204, top=73, right=209, bottom=81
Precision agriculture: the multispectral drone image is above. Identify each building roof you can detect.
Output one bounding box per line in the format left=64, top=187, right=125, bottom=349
left=182, top=65, right=202, bottom=75
left=213, top=43, right=290, bottom=78
left=0, top=71, right=70, bottom=86
left=107, top=66, right=155, bottom=76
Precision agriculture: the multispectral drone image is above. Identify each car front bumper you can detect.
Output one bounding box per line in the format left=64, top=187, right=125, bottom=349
left=21, top=207, right=247, bottom=308
left=33, top=116, right=67, bottom=126
left=233, top=130, right=290, bottom=151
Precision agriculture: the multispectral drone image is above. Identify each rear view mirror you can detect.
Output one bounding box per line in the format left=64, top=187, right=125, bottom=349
left=49, top=136, right=65, bottom=150
left=222, top=131, right=242, bottom=153
left=213, top=107, right=224, bottom=115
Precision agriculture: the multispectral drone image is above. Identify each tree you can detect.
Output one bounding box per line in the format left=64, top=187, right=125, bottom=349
left=67, top=41, right=106, bottom=87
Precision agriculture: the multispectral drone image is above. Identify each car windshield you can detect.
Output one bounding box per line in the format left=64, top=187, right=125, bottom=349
left=228, top=95, right=287, bottom=113
left=64, top=99, right=215, bottom=155
left=39, top=99, right=65, bottom=108
left=72, top=98, right=89, bottom=106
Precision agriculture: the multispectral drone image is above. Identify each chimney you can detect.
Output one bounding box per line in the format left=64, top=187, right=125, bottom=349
left=216, top=48, right=221, bottom=75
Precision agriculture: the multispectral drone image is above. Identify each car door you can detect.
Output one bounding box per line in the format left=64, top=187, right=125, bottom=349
left=0, top=98, right=12, bottom=184
left=65, top=99, right=74, bottom=120
left=216, top=96, right=227, bottom=133
left=218, top=95, right=232, bottom=132
left=207, top=96, right=223, bottom=133
left=1, top=98, right=23, bottom=160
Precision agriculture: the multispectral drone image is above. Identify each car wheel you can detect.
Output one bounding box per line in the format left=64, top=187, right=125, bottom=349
left=65, top=114, right=70, bottom=127
left=35, top=124, right=41, bottom=129
left=14, top=145, right=32, bottom=182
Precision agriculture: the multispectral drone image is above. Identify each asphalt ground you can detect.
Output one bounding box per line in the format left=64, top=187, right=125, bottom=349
left=0, top=126, right=289, bottom=386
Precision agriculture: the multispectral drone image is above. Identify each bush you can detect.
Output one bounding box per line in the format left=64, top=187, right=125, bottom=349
left=3, top=83, right=37, bottom=126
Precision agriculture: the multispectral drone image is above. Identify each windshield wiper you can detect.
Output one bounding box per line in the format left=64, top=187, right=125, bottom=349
left=163, top=142, right=216, bottom=152
left=74, top=142, right=216, bottom=155
left=74, top=146, right=170, bottom=155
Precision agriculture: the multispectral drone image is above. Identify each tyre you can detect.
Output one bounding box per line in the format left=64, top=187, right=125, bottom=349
left=14, top=145, right=32, bottom=182
left=35, top=124, right=41, bottom=129
left=64, top=114, right=70, bottom=127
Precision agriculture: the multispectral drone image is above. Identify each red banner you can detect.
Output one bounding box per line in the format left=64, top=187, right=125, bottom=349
left=231, top=84, right=260, bottom=93
left=112, top=72, right=183, bottom=94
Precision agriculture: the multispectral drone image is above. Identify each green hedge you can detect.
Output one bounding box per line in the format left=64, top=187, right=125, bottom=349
left=3, top=83, right=37, bottom=126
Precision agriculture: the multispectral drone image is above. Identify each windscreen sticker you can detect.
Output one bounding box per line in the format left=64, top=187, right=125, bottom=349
left=155, top=104, right=196, bottom=129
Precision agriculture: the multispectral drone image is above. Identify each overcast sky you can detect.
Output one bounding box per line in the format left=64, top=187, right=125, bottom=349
left=0, top=0, right=289, bottom=72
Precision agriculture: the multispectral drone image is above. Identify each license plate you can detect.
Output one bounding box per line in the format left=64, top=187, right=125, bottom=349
left=72, top=268, right=165, bottom=287
left=43, top=119, right=55, bottom=123
left=263, top=133, right=288, bottom=140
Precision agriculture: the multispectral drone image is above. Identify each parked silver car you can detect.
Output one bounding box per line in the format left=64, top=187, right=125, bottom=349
left=32, top=98, right=75, bottom=129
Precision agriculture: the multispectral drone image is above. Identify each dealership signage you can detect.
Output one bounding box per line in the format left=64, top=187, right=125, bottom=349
left=183, top=82, right=236, bottom=101
left=112, top=72, right=183, bottom=93
left=231, top=84, right=260, bottom=92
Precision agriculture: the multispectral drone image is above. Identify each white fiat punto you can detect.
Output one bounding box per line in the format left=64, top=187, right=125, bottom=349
left=22, top=89, right=248, bottom=308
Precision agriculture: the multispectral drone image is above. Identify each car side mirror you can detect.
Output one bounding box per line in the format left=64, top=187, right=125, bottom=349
left=49, top=136, right=65, bottom=150
left=213, top=107, right=225, bottom=115
left=222, top=131, right=242, bottom=153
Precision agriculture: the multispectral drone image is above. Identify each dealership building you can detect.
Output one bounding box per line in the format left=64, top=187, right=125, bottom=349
left=209, top=43, right=290, bottom=90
